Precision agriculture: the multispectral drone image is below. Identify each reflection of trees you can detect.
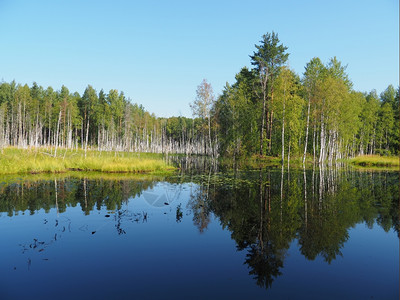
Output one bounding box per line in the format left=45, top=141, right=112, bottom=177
left=176, top=204, right=183, bottom=223
left=0, top=178, right=157, bottom=216
left=245, top=243, right=283, bottom=288
left=189, top=167, right=399, bottom=289
left=7, top=178, right=156, bottom=263
left=168, top=155, right=219, bottom=177
left=195, top=169, right=290, bottom=289
left=299, top=168, right=399, bottom=263
left=299, top=167, right=349, bottom=262
left=188, top=171, right=212, bottom=233
left=247, top=169, right=286, bottom=289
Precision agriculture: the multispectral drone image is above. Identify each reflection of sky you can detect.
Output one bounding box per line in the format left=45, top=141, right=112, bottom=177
left=0, top=181, right=398, bottom=299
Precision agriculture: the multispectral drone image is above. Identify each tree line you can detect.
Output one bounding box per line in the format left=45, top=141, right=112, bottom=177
left=0, top=31, right=398, bottom=162
left=208, top=32, right=399, bottom=163
left=0, top=81, right=211, bottom=155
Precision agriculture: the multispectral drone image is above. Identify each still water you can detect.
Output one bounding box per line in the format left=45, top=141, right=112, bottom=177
left=0, top=167, right=398, bottom=299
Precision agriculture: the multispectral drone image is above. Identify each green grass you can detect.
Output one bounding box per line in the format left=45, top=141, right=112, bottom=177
left=0, top=147, right=175, bottom=175
left=349, top=155, right=399, bottom=167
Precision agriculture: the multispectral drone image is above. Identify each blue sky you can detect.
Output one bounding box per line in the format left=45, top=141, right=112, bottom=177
left=0, top=0, right=398, bottom=117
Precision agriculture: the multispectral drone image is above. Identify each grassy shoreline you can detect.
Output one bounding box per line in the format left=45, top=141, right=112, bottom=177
left=0, top=147, right=175, bottom=175
left=348, top=155, right=399, bottom=168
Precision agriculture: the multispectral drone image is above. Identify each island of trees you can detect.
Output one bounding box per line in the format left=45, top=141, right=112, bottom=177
left=0, top=32, right=398, bottom=166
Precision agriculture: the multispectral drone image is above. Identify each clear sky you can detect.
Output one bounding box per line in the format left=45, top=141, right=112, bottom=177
left=0, top=0, right=398, bottom=117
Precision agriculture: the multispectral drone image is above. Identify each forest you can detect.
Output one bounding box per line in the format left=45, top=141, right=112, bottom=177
left=0, top=32, right=398, bottom=164
left=0, top=82, right=208, bottom=156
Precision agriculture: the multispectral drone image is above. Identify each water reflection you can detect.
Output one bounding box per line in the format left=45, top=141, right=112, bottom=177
left=166, top=154, right=219, bottom=176
left=188, top=167, right=399, bottom=289
left=0, top=167, right=398, bottom=293
left=0, top=177, right=156, bottom=216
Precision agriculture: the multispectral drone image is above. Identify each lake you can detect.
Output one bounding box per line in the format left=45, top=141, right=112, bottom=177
left=0, top=165, right=398, bottom=299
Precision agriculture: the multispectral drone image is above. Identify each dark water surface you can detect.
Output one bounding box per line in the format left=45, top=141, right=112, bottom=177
left=0, top=167, right=398, bottom=299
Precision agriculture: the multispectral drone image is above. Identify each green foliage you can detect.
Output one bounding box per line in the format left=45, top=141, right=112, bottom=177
left=250, top=32, right=289, bottom=155
left=250, top=32, right=289, bottom=79
left=273, top=67, right=304, bottom=157
left=190, top=79, right=214, bottom=120
left=210, top=34, right=399, bottom=161
left=0, top=79, right=212, bottom=156
left=215, top=67, right=259, bottom=157
left=326, top=56, right=352, bottom=89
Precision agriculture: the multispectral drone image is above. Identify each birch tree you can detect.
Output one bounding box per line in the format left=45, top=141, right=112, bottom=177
left=190, top=79, right=215, bottom=156
left=302, top=57, right=325, bottom=164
